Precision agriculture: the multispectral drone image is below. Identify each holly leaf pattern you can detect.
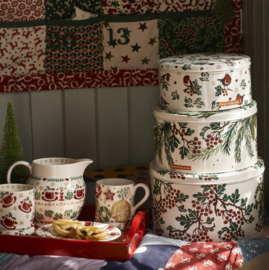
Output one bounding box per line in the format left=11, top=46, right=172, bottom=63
left=200, top=126, right=210, bottom=139
left=215, top=85, right=222, bottom=96
left=179, top=145, right=189, bottom=159
left=193, top=191, right=207, bottom=203
left=176, top=193, right=189, bottom=203
left=177, top=204, right=187, bottom=212
left=199, top=72, right=209, bottom=82
left=210, top=122, right=221, bottom=130
left=170, top=136, right=180, bottom=152
left=184, top=97, right=193, bottom=108
left=193, top=79, right=202, bottom=95
left=215, top=184, right=226, bottom=195
left=195, top=98, right=205, bottom=108
left=153, top=179, right=161, bottom=195
left=229, top=189, right=240, bottom=204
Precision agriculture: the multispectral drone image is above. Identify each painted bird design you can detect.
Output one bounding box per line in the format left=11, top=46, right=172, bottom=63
left=236, top=94, right=245, bottom=105
left=218, top=74, right=232, bottom=90
left=183, top=75, right=195, bottom=93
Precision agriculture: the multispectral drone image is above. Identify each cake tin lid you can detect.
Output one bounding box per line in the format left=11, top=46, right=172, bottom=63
left=149, top=157, right=264, bottom=185
left=153, top=101, right=257, bottom=123
left=158, top=53, right=251, bottom=72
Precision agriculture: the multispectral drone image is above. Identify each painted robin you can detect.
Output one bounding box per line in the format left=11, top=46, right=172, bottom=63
left=218, top=74, right=232, bottom=89
left=236, top=94, right=245, bottom=105
left=183, top=75, right=194, bottom=91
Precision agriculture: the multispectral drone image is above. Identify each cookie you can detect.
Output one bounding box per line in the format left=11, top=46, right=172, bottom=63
left=111, top=200, right=131, bottom=222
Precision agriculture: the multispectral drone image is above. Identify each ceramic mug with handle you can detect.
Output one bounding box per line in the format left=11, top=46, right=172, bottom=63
left=95, top=178, right=150, bottom=226
left=0, top=183, right=35, bottom=235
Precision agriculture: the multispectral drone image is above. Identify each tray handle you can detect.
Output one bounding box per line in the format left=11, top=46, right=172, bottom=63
left=128, top=210, right=146, bottom=239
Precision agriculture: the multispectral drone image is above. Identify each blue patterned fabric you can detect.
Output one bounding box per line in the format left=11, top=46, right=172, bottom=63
left=101, top=245, right=178, bottom=270
left=0, top=253, right=16, bottom=268
left=0, top=254, right=104, bottom=270
left=237, top=237, right=269, bottom=263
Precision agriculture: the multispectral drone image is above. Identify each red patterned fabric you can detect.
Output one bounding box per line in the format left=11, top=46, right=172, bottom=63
left=224, top=0, right=242, bottom=53
left=0, top=0, right=45, bottom=22
left=164, top=241, right=244, bottom=270
left=158, top=0, right=215, bottom=13
left=0, top=69, right=159, bottom=92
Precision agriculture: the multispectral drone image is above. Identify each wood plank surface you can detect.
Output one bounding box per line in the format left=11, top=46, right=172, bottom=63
left=129, top=85, right=159, bottom=165
left=64, top=88, right=97, bottom=170
left=97, top=87, right=129, bottom=168
left=30, top=90, right=64, bottom=159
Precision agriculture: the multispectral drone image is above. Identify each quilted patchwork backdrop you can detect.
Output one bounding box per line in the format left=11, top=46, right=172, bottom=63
left=0, top=0, right=242, bottom=92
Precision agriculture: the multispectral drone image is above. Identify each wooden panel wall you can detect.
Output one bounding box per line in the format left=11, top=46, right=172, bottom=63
left=0, top=86, right=159, bottom=171
left=242, top=0, right=269, bottom=210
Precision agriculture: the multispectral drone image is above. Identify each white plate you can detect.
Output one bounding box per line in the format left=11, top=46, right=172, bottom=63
left=36, top=221, right=121, bottom=242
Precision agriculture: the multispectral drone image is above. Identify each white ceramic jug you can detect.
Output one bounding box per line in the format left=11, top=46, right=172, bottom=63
left=7, top=157, right=93, bottom=226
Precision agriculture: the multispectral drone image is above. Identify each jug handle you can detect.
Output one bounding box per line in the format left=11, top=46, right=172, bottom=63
left=7, top=161, right=32, bottom=184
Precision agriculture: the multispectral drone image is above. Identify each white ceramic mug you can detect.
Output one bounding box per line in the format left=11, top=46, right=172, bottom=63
left=95, top=178, right=150, bottom=224
left=0, top=183, right=35, bottom=235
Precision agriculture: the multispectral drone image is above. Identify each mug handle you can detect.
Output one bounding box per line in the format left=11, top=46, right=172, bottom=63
left=131, top=183, right=150, bottom=216
left=7, top=161, right=32, bottom=184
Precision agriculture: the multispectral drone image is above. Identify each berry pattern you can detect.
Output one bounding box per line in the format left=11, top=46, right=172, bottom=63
left=152, top=179, right=189, bottom=236
left=152, top=176, right=263, bottom=242
left=154, top=113, right=257, bottom=171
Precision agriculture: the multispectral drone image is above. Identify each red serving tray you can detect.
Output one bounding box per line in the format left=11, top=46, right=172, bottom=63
left=0, top=205, right=149, bottom=261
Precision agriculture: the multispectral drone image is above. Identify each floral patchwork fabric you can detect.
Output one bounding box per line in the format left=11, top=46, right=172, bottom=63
left=159, top=15, right=224, bottom=58
left=0, top=0, right=242, bottom=92
left=0, top=0, right=45, bottom=22
left=164, top=241, right=244, bottom=270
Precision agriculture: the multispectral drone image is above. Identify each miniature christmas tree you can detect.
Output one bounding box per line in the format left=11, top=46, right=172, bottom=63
left=0, top=102, right=28, bottom=184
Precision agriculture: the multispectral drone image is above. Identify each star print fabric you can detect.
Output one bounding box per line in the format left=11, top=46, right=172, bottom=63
left=103, top=20, right=159, bottom=70
left=164, top=241, right=244, bottom=270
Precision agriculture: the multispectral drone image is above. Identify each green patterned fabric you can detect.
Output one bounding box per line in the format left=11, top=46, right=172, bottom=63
left=45, top=0, right=103, bottom=20
left=159, top=15, right=224, bottom=58
left=45, top=22, right=103, bottom=73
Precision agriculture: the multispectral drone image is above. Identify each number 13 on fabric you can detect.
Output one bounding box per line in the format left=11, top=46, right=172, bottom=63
left=103, top=20, right=159, bottom=70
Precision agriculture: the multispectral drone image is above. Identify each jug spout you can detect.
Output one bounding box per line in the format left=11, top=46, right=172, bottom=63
left=75, top=159, right=93, bottom=172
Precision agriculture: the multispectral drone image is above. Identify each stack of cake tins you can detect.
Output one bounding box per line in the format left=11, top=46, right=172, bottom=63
left=150, top=53, right=265, bottom=242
